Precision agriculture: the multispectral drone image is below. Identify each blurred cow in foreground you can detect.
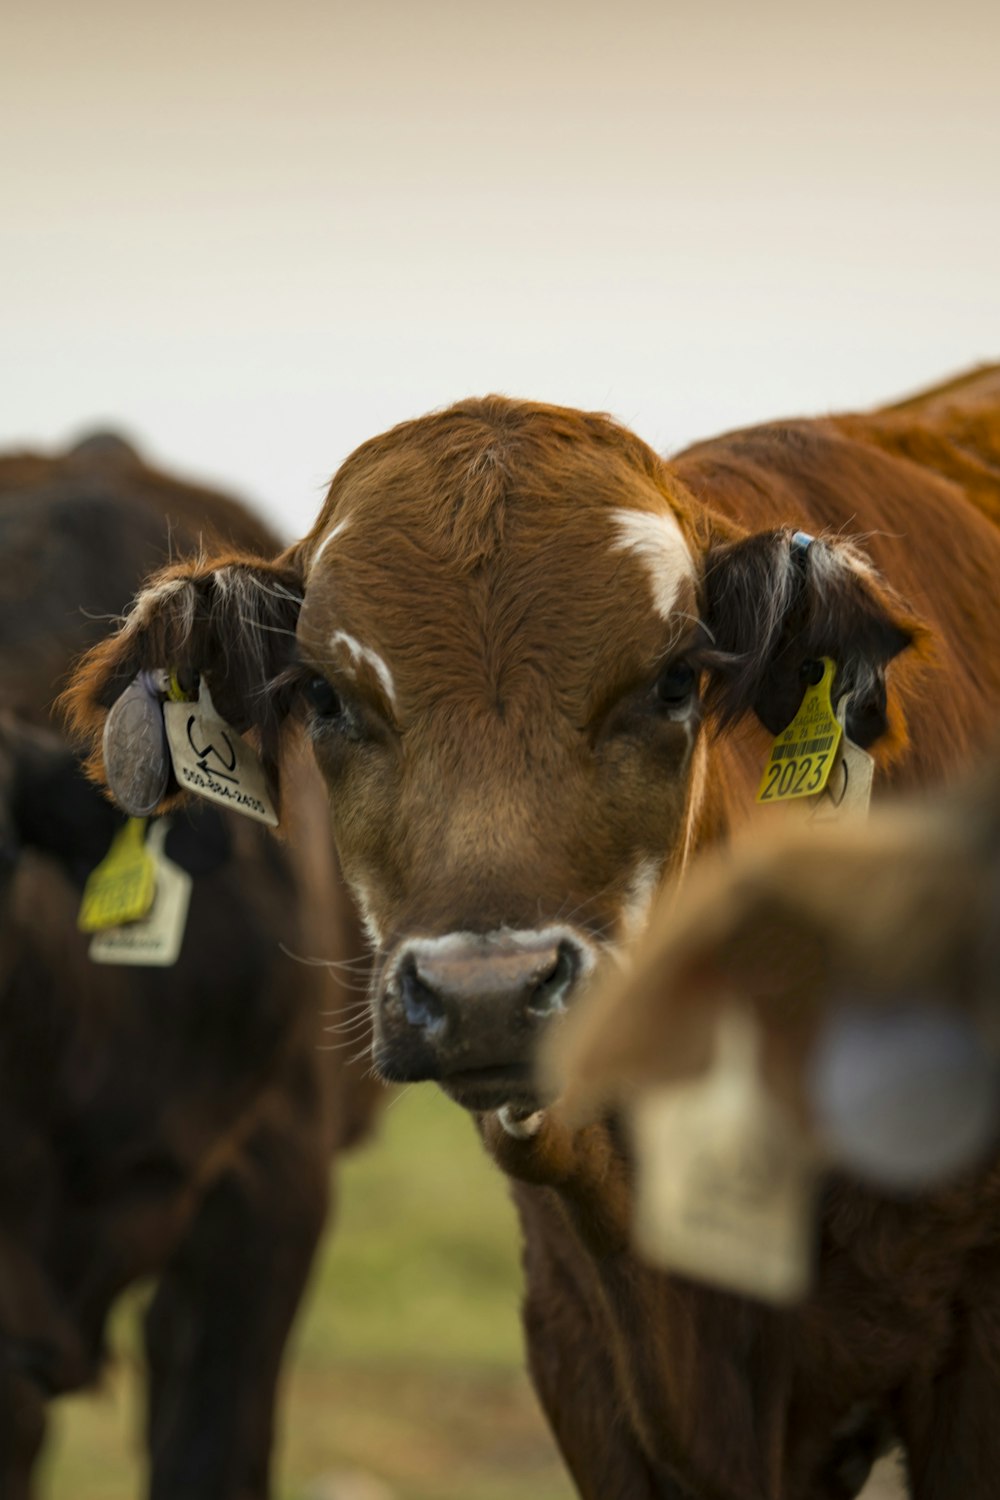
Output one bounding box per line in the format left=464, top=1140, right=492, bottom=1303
left=560, top=750, right=1000, bottom=1193
left=0, top=437, right=376, bottom=1500
left=66, top=367, right=1000, bottom=1499
left=555, top=750, right=1000, bottom=1498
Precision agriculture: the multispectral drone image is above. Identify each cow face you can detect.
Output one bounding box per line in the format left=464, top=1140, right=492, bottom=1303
left=66, top=398, right=914, bottom=1117
left=291, top=407, right=708, bottom=1110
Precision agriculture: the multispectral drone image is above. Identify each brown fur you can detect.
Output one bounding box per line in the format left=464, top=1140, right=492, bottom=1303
left=63, top=368, right=1000, bottom=1498
left=0, top=439, right=379, bottom=1500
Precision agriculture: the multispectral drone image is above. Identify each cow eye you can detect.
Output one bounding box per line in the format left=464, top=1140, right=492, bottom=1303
left=303, top=676, right=343, bottom=720
left=654, top=660, right=697, bottom=711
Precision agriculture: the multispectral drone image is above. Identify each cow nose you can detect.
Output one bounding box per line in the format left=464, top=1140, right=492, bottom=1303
left=397, top=935, right=578, bottom=1036
left=381, top=927, right=588, bottom=1077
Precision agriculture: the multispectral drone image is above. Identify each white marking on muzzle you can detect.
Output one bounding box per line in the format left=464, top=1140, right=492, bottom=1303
left=348, top=878, right=384, bottom=949
left=401, top=924, right=599, bottom=981
left=329, top=630, right=398, bottom=710
left=610, top=508, right=694, bottom=622
left=618, top=857, right=665, bottom=947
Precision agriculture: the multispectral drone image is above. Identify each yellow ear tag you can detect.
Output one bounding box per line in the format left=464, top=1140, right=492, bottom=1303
left=88, top=820, right=192, bottom=966
left=756, top=657, right=843, bottom=805
left=77, top=817, right=157, bottom=932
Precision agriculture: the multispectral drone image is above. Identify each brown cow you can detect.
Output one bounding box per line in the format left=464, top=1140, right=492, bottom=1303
left=0, top=436, right=375, bottom=1500
left=66, top=367, right=1000, bottom=1498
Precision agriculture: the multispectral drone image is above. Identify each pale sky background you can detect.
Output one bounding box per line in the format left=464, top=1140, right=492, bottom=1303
left=3, top=0, right=998, bottom=539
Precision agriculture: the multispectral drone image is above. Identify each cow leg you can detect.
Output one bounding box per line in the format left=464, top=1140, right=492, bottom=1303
left=522, top=1287, right=690, bottom=1500
left=515, top=1185, right=689, bottom=1500
left=143, top=1117, right=330, bottom=1500
left=896, top=1286, right=1000, bottom=1500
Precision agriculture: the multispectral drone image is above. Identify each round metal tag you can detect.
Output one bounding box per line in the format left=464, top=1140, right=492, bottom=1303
left=102, top=675, right=171, bottom=817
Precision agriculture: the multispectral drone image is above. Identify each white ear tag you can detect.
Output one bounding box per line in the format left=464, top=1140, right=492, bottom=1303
left=163, top=681, right=278, bottom=827
left=89, top=820, right=192, bottom=967
left=630, top=1009, right=818, bottom=1304
left=806, top=697, right=875, bottom=824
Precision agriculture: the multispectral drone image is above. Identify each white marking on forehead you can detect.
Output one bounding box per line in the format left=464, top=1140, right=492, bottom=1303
left=610, top=508, right=694, bottom=621
left=329, top=630, right=397, bottom=710
left=310, top=516, right=351, bottom=574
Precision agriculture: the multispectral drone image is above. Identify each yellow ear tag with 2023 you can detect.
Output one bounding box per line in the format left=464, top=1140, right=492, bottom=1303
left=77, top=817, right=157, bottom=932
left=756, top=657, right=843, bottom=805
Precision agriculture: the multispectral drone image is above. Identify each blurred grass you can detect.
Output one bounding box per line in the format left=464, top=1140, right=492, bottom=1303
left=40, top=1086, right=574, bottom=1500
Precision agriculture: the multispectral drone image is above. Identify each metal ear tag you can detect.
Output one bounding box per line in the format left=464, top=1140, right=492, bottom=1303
left=812, top=1002, right=1000, bottom=1189
left=630, top=1009, right=818, bottom=1304
left=162, top=680, right=278, bottom=827
left=102, top=672, right=172, bottom=817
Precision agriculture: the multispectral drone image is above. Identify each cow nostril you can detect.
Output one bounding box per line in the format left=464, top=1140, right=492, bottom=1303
left=398, top=956, right=448, bottom=1037
left=527, top=942, right=578, bottom=1019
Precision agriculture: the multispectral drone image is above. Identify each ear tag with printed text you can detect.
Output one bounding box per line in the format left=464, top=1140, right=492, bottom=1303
left=77, top=817, right=157, bottom=932
left=102, top=672, right=172, bottom=817
left=757, top=657, right=842, bottom=805
left=163, top=680, right=278, bottom=827
left=630, top=1009, right=818, bottom=1304
left=89, top=820, right=192, bottom=967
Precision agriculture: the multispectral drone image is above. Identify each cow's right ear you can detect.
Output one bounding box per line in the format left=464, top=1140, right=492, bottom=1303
left=696, top=529, right=923, bottom=749
left=63, top=551, right=304, bottom=798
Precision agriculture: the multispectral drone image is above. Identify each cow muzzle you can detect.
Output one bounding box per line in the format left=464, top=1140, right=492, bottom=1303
left=374, top=926, right=596, bottom=1112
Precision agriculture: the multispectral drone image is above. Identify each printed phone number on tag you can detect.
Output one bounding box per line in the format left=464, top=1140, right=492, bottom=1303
left=177, top=763, right=268, bottom=817
left=95, top=930, right=163, bottom=952
left=759, top=751, right=832, bottom=802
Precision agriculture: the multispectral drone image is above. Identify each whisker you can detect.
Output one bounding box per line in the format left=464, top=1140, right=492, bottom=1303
left=280, top=942, right=372, bottom=971
left=321, top=1017, right=374, bottom=1035
left=316, top=1033, right=375, bottom=1053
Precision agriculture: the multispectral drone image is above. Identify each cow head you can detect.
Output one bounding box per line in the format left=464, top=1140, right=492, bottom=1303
left=65, top=398, right=916, bottom=1117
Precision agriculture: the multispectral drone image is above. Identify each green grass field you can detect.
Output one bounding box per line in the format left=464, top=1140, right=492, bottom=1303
left=40, top=1086, right=574, bottom=1500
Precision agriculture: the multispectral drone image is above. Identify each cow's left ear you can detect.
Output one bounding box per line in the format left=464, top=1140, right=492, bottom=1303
left=63, top=551, right=304, bottom=803
left=698, top=530, right=921, bottom=747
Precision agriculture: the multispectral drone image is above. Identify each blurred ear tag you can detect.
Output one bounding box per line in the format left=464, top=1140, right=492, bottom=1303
left=163, top=680, right=278, bottom=827
left=631, top=1009, right=817, bottom=1304
left=89, top=820, right=192, bottom=967
left=78, top=817, right=157, bottom=932
left=756, top=657, right=842, bottom=805
left=102, top=672, right=172, bottom=817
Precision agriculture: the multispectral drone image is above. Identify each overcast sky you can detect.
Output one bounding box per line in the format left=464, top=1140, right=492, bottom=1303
left=4, top=0, right=998, bottom=539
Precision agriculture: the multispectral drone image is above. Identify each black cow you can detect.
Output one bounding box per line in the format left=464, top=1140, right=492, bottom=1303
left=0, top=436, right=378, bottom=1499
